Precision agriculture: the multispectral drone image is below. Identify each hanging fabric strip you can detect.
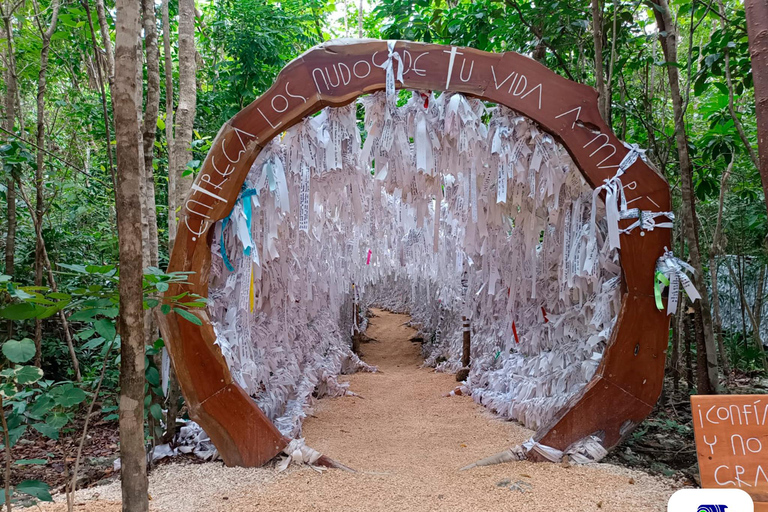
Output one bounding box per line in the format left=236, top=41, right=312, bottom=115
left=375, top=40, right=404, bottom=113
left=655, top=248, right=700, bottom=314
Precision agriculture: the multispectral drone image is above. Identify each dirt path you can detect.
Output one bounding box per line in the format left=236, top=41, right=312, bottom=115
left=44, top=309, right=676, bottom=512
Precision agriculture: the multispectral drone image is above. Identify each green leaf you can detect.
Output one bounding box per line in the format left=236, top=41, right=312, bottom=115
left=145, top=366, right=160, bottom=387
left=160, top=304, right=171, bottom=315
left=14, top=459, right=47, bottom=465
left=149, top=403, right=163, bottom=421
left=15, top=480, right=52, bottom=501
left=0, top=303, right=41, bottom=320
left=76, top=328, right=95, bottom=340
left=81, top=337, right=106, bottom=351
left=15, top=365, right=44, bottom=385
left=31, top=422, right=59, bottom=440
left=53, top=386, right=86, bottom=407
left=174, top=308, right=202, bottom=326
left=156, top=281, right=169, bottom=292
left=28, top=395, right=55, bottom=420
left=94, top=318, right=116, bottom=341
left=46, top=412, right=70, bottom=430
left=2, top=338, right=36, bottom=363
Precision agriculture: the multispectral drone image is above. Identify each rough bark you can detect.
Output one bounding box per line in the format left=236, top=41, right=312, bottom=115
left=162, top=0, right=176, bottom=246
left=141, top=0, right=160, bottom=270
left=649, top=0, right=719, bottom=393
left=31, top=0, right=61, bottom=366
left=169, top=0, right=196, bottom=250
left=591, top=0, right=608, bottom=122
left=95, top=0, right=115, bottom=88
left=744, top=0, right=768, bottom=214
left=114, top=0, right=148, bottom=507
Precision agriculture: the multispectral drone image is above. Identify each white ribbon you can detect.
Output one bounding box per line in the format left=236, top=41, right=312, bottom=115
left=375, top=40, right=404, bottom=114
left=656, top=247, right=700, bottom=316
left=588, top=142, right=648, bottom=251
left=619, top=208, right=675, bottom=234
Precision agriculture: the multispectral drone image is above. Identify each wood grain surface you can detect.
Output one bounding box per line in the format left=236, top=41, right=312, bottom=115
left=691, top=394, right=768, bottom=507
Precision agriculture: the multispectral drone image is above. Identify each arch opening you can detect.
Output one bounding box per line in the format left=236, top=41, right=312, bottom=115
left=209, top=92, right=622, bottom=444
left=158, top=39, right=672, bottom=468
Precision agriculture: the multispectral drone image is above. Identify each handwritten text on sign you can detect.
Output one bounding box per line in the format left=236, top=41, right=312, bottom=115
left=691, top=395, right=768, bottom=505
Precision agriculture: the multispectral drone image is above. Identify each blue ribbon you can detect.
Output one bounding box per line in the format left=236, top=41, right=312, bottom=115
left=220, top=186, right=259, bottom=272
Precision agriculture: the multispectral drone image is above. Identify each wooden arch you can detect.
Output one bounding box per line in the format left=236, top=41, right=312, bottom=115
left=157, top=39, right=672, bottom=467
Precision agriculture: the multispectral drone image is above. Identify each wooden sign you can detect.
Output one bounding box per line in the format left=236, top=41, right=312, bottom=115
left=157, top=39, right=673, bottom=467
left=692, top=395, right=768, bottom=510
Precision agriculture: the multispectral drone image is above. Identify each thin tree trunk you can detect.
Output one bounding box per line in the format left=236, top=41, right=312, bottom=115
left=744, top=0, right=768, bottom=213
left=114, top=0, right=148, bottom=506
left=161, top=0, right=182, bottom=442
left=649, top=0, right=719, bottom=393
left=83, top=0, right=116, bottom=189
left=95, top=0, right=115, bottom=88
left=1, top=0, right=18, bottom=341
left=606, top=0, right=618, bottom=125
left=141, top=0, right=160, bottom=270
left=169, top=0, right=196, bottom=249
left=591, top=0, right=608, bottom=121
left=31, top=0, right=61, bottom=367
left=162, top=0, right=176, bottom=247
left=358, top=0, right=363, bottom=38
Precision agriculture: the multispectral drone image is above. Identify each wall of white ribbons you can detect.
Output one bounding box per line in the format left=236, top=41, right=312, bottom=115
left=206, top=91, right=622, bottom=440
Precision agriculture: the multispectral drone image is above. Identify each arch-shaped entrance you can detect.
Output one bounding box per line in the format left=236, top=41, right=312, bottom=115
left=157, top=39, right=672, bottom=467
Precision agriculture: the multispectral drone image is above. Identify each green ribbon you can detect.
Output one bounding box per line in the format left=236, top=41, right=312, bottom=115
left=654, top=271, right=669, bottom=311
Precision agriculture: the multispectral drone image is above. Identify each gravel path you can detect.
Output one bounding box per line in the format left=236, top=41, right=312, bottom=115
left=43, top=309, right=677, bottom=511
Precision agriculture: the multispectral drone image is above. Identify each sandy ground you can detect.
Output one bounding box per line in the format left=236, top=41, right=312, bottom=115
left=42, top=309, right=677, bottom=511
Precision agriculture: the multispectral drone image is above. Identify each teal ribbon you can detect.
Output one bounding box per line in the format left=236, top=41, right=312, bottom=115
left=220, top=186, right=259, bottom=272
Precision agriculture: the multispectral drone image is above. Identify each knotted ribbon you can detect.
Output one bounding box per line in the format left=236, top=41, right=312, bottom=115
left=375, top=40, right=404, bottom=114
left=588, top=142, right=648, bottom=251
left=655, top=247, right=700, bottom=315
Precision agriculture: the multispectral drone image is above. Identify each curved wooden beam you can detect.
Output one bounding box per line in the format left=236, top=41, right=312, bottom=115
left=158, top=39, right=672, bottom=467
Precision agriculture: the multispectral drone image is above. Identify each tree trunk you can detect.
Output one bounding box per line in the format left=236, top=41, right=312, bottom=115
left=591, top=0, right=608, bottom=122
left=31, top=0, right=61, bottom=367
left=141, top=0, right=160, bottom=270
left=1, top=0, right=18, bottom=340
left=649, top=0, right=719, bottom=393
left=95, top=0, right=115, bottom=88
left=744, top=0, right=768, bottom=214
left=114, top=0, right=148, bottom=507
left=160, top=0, right=183, bottom=442
left=169, top=0, right=196, bottom=251
left=83, top=0, right=116, bottom=189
